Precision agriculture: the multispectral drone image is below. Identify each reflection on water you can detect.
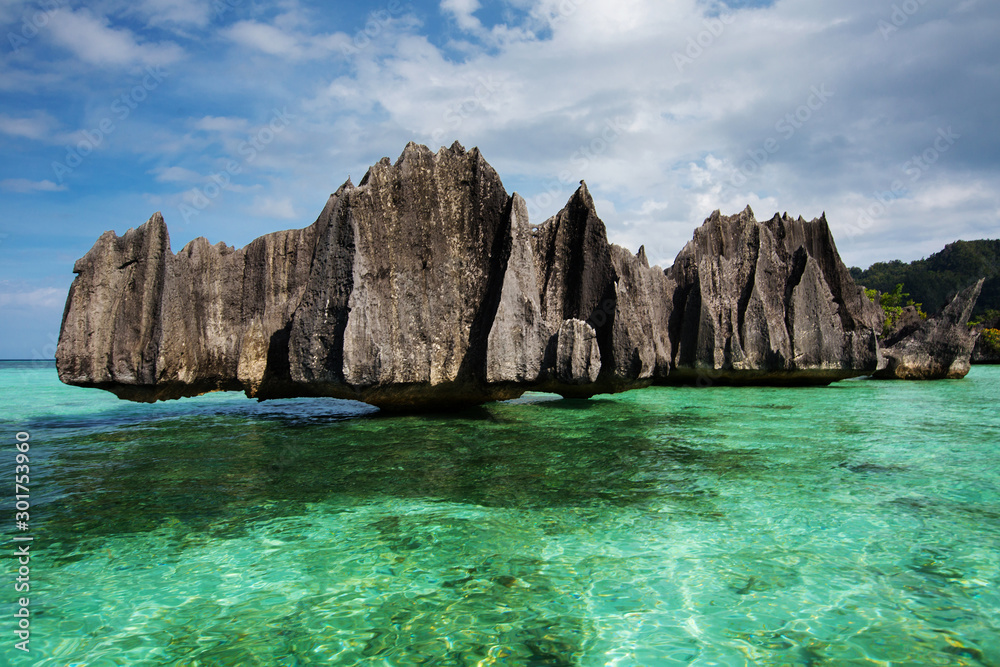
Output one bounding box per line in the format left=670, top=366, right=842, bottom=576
left=2, top=362, right=1000, bottom=665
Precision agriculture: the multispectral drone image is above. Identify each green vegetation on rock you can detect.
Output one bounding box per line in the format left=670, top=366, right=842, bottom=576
left=864, top=284, right=926, bottom=337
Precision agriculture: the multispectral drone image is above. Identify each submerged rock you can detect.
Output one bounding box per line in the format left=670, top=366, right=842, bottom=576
left=873, top=279, right=985, bottom=379
left=58, top=142, right=896, bottom=410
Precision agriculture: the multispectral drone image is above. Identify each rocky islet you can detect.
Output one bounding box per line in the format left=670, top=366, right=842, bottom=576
left=56, top=142, right=982, bottom=409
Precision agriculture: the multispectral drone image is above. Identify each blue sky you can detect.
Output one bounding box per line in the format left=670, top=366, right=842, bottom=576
left=1, top=0, right=998, bottom=359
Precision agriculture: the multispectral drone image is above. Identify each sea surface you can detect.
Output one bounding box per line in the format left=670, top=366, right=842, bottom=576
left=1, top=361, right=999, bottom=666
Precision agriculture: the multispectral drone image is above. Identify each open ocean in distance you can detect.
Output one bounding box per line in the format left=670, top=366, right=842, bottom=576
left=2, top=360, right=999, bottom=666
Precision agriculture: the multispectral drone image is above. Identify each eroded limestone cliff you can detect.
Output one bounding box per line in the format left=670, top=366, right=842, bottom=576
left=665, top=207, right=883, bottom=385
left=57, top=142, right=899, bottom=409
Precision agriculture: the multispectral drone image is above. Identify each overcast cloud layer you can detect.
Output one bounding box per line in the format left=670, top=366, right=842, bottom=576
left=1, top=0, right=998, bottom=358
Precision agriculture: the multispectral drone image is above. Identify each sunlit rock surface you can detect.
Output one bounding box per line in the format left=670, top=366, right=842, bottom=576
left=664, top=207, right=882, bottom=385
left=59, top=142, right=892, bottom=409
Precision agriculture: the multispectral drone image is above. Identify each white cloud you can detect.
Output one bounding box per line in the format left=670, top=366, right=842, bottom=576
left=0, top=112, right=58, bottom=141
left=223, top=20, right=304, bottom=58
left=225, top=184, right=261, bottom=194
left=149, top=166, right=201, bottom=182
left=0, top=286, right=65, bottom=309
left=250, top=196, right=298, bottom=220
left=441, top=0, right=483, bottom=32
left=45, top=8, right=184, bottom=67
left=6, top=0, right=995, bottom=275
left=912, top=181, right=992, bottom=210
left=0, top=179, right=67, bottom=193
left=637, top=199, right=670, bottom=216
left=221, top=20, right=352, bottom=60
left=307, top=0, right=994, bottom=267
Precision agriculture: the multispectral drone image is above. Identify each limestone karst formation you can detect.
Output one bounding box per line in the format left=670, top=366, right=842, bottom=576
left=57, top=142, right=974, bottom=410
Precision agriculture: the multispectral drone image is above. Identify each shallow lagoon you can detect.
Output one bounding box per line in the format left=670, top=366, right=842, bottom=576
left=3, top=362, right=999, bottom=665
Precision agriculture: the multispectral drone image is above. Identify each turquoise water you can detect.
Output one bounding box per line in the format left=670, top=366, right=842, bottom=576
left=2, top=361, right=999, bottom=666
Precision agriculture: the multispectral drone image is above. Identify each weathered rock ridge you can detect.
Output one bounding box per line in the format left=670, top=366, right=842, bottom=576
left=664, top=207, right=882, bottom=385
left=58, top=142, right=887, bottom=409
left=873, top=279, right=985, bottom=379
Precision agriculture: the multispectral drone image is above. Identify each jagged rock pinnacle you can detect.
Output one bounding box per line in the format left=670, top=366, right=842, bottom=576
left=57, top=142, right=963, bottom=410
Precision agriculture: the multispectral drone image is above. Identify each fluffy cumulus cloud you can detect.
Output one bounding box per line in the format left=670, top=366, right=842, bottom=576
left=441, top=0, right=483, bottom=32
left=0, top=0, right=998, bottom=357
left=43, top=7, right=184, bottom=66
left=240, top=0, right=997, bottom=270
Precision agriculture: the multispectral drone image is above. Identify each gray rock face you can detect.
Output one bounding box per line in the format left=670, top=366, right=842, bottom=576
left=873, top=279, right=985, bottom=379
left=528, top=182, right=673, bottom=397
left=58, top=142, right=898, bottom=410
left=664, top=207, right=882, bottom=385
left=485, top=194, right=545, bottom=385
left=58, top=213, right=172, bottom=393
left=608, top=244, right=674, bottom=384
left=885, top=305, right=925, bottom=337
left=57, top=143, right=664, bottom=409
left=553, top=319, right=602, bottom=387
left=284, top=142, right=516, bottom=408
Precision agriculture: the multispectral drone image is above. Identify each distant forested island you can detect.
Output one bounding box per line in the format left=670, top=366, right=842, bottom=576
left=850, top=240, right=1000, bottom=322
